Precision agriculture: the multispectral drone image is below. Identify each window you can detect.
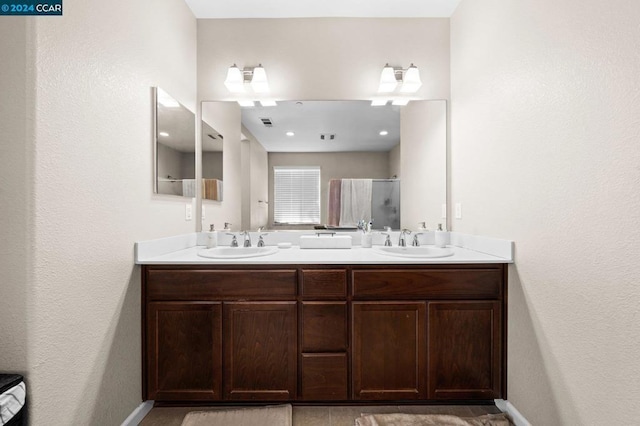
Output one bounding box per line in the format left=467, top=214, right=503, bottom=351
left=273, top=166, right=320, bottom=224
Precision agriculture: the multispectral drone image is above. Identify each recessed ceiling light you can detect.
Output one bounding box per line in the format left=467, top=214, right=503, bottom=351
left=237, top=100, right=255, bottom=107
left=371, top=99, right=388, bottom=106
left=159, top=132, right=169, bottom=137
left=286, top=131, right=295, bottom=137
left=379, top=130, right=388, bottom=136
left=260, top=100, right=277, bottom=107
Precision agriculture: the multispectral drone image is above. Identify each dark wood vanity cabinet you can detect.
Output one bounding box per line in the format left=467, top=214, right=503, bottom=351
left=142, top=263, right=507, bottom=404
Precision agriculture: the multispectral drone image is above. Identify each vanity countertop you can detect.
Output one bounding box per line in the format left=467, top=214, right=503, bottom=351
left=135, top=232, right=513, bottom=265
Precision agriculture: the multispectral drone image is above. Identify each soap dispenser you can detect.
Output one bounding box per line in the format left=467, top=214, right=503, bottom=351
left=206, top=224, right=218, bottom=248
left=434, top=223, right=447, bottom=248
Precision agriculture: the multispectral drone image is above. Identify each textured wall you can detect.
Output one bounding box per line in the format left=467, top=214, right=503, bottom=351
left=24, top=0, right=197, bottom=424
left=0, top=18, right=33, bottom=380
left=451, top=0, right=640, bottom=424
left=197, top=18, right=450, bottom=101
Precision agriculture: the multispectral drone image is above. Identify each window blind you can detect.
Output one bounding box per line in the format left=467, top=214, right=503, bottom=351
left=273, top=167, right=320, bottom=224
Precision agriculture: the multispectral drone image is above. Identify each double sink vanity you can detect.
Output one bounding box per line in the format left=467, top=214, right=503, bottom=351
left=136, top=231, right=512, bottom=405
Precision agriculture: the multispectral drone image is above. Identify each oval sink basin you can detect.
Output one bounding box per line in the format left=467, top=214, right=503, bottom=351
left=373, top=246, right=454, bottom=258
left=197, top=246, right=278, bottom=259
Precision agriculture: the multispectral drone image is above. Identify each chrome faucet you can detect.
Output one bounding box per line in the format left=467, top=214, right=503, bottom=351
left=257, top=233, right=267, bottom=247
left=240, top=231, right=252, bottom=247
left=398, top=229, right=411, bottom=247
left=226, top=233, right=238, bottom=247
left=412, top=233, right=424, bottom=247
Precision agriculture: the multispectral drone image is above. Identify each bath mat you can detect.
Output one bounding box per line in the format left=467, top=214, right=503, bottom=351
left=180, top=404, right=292, bottom=426
left=355, top=412, right=511, bottom=426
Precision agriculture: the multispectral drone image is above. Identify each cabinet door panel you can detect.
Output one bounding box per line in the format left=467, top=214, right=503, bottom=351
left=146, top=302, right=222, bottom=401
left=352, top=302, right=426, bottom=400
left=428, top=301, right=502, bottom=399
left=301, top=353, right=348, bottom=400
left=301, top=302, right=347, bottom=352
left=224, top=302, right=297, bottom=400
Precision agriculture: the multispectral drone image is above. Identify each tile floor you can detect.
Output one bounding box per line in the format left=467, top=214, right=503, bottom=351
left=140, top=404, right=504, bottom=425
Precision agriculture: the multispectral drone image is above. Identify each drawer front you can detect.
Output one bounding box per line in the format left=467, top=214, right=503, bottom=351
left=301, top=354, right=348, bottom=400
left=352, top=268, right=502, bottom=300
left=301, top=302, right=348, bottom=352
left=301, top=269, right=347, bottom=299
left=146, top=269, right=297, bottom=300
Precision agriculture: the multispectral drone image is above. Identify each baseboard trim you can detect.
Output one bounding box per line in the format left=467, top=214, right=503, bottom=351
left=121, top=400, right=154, bottom=426
left=494, top=399, right=531, bottom=426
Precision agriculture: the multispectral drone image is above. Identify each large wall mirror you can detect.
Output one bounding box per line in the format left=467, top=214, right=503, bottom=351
left=153, top=87, right=196, bottom=197
left=200, top=99, right=446, bottom=231
left=201, top=120, right=224, bottom=201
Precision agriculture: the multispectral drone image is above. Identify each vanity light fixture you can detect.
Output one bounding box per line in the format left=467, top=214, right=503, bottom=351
left=224, top=63, right=271, bottom=94
left=379, top=130, right=389, bottom=136
left=377, top=63, right=422, bottom=94
left=286, top=131, right=295, bottom=137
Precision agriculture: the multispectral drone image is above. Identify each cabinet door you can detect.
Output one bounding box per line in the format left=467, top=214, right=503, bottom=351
left=146, top=302, right=222, bottom=401
left=352, top=302, right=427, bottom=400
left=224, top=302, right=297, bottom=400
left=428, top=301, right=502, bottom=399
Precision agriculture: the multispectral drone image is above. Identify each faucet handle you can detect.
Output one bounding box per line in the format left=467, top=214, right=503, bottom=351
left=226, top=233, right=238, bottom=247
left=381, top=232, right=392, bottom=247
left=257, top=233, right=268, bottom=247
left=412, top=233, right=423, bottom=247
left=224, top=222, right=232, bottom=230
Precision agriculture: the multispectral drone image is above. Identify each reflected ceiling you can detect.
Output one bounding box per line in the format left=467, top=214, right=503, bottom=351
left=241, top=101, right=400, bottom=153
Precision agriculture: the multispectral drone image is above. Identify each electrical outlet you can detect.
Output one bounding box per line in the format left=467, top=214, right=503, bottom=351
left=185, top=204, right=192, bottom=221
left=455, top=203, right=462, bottom=219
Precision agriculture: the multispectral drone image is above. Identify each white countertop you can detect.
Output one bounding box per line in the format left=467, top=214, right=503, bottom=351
left=135, top=232, right=513, bottom=265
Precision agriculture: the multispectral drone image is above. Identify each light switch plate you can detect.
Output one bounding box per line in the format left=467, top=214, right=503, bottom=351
left=185, top=204, right=192, bottom=221
left=455, top=203, right=462, bottom=219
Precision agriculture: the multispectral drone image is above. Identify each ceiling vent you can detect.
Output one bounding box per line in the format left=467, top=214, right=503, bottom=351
left=260, top=117, right=273, bottom=127
left=320, top=133, right=336, bottom=141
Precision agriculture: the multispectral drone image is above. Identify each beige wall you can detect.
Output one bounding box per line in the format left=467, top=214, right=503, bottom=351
left=197, top=18, right=450, bottom=102
left=0, top=17, right=32, bottom=383
left=2, top=0, right=197, bottom=424
left=268, top=152, right=390, bottom=226
left=451, top=0, right=640, bottom=424
left=401, top=100, right=447, bottom=230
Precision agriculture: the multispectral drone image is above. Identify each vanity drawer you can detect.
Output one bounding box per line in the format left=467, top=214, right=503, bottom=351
left=352, top=268, right=502, bottom=300
left=301, top=302, right=348, bottom=352
left=146, top=269, right=297, bottom=300
left=301, top=269, right=347, bottom=299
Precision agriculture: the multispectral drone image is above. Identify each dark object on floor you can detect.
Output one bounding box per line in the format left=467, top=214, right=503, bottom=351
left=0, top=374, right=26, bottom=426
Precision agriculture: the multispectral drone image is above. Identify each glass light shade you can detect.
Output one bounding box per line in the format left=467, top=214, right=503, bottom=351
left=378, top=65, right=398, bottom=93
left=224, top=65, right=245, bottom=93
left=399, top=65, right=422, bottom=93
left=250, top=65, right=270, bottom=93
